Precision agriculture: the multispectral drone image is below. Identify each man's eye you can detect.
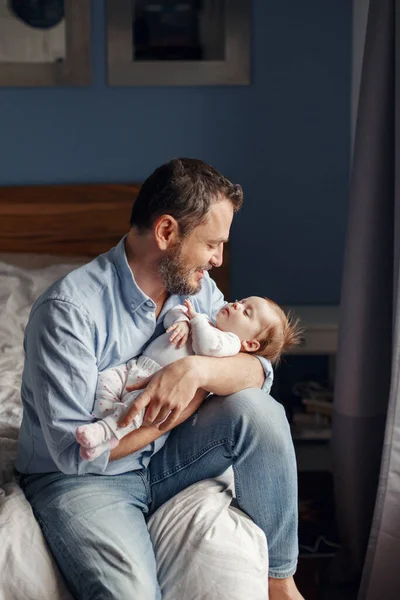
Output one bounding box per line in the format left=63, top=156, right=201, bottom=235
left=208, top=244, right=217, bottom=250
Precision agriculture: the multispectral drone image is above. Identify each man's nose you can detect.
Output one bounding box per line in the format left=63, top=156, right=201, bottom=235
left=211, top=245, right=223, bottom=268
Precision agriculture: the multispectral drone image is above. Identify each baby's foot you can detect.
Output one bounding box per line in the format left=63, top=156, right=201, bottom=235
left=79, top=438, right=119, bottom=461
left=76, top=422, right=111, bottom=448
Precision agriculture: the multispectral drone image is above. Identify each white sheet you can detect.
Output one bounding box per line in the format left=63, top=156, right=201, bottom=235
left=0, top=260, right=83, bottom=600
left=0, top=261, right=84, bottom=484
left=0, top=258, right=269, bottom=600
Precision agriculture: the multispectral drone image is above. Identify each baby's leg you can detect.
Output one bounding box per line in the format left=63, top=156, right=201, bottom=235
left=76, top=420, right=115, bottom=448
left=79, top=438, right=119, bottom=462
left=101, top=397, right=143, bottom=439
left=121, top=356, right=162, bottom=428
left=93, top=363, right=128, bottom=419
left=78, top=398, right=141, bottom=450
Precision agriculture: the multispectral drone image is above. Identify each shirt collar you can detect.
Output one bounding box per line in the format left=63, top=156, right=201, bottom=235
left=112, top=235, right=155, bottom=314
left=112, top=235, right=188, bottom=318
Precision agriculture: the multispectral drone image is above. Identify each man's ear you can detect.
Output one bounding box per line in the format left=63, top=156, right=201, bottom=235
left=241, top=339, right=260, bottom=353
left=154, top=215, right=180, bottom=250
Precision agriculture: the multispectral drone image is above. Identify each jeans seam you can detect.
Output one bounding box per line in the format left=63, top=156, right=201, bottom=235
left=150, top=437, right=233, bottom=485
left=137, top=469, right=152, bottom=507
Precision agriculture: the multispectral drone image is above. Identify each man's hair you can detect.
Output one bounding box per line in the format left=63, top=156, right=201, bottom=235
left=130, top=158, right=243, bottom=237
left=256, top=299, right=303, bottom=365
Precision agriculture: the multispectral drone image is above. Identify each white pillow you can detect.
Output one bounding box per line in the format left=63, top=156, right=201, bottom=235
left=0, top=477, right=268, bottom=600
left=0, top=482, right=73, bottom=600
left=148, top=476, right=269, bottom=600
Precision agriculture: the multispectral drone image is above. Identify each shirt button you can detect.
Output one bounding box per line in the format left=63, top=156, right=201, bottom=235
left=130, top=302, right=135, bottom=311
left=146, top=300, right=153, bottom=308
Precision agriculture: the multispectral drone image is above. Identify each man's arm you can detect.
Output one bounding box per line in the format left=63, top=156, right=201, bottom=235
left=112, top=352, right=265, bottom=461
left=25, top=301, right=109, bottom=475
left=194, top=352, right=265, bottom=395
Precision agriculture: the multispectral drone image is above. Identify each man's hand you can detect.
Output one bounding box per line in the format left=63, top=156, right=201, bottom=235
left=166, top=320, right=190, bottom=348
left=118, top=357, right=203, bottom=432
left=110, top=388, right=207, bottom=461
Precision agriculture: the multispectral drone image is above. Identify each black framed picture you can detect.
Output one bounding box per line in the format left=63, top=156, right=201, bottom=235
left=107, top=0, right=250, bottom=86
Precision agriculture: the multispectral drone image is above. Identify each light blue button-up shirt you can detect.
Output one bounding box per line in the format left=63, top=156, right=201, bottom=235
left=16, top=236, right=273, bottom=476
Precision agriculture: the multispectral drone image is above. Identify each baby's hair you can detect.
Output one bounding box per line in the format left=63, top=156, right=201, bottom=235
left=256, top=299, right=303, bottom=365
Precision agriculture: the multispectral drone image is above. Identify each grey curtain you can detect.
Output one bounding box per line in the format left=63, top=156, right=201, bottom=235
left=332, top=0, right=400, bottom=598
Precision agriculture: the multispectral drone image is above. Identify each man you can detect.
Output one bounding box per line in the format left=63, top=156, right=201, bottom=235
left=16, top=158, right=304, bottom=599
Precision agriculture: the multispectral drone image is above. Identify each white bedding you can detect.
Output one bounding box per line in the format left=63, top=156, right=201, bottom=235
left=0, top=260, right=84, bottom=485
left=0, top=257, right=269, bottom=600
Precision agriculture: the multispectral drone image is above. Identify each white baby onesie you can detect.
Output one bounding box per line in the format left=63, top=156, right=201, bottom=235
left=78, top=305, right=241, bottom=459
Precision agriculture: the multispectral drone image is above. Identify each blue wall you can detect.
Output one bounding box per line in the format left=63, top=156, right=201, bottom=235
left=0, top=0, right=351, bottom=305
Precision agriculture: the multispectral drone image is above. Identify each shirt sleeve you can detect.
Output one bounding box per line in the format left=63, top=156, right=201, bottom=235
left=163, top=304, right=190, bottom=330
left=25, top=300, right=109, bottom=475
left=190, top=314, right=241, bottom=357
left=254, top=355, right=274, bottom=395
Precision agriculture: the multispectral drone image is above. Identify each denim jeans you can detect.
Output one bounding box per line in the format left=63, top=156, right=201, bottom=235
left=20, top=389, right=298, bottom=600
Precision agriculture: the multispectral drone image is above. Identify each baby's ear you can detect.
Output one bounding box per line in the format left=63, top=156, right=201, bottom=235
left=241, top=339, right=260, bottom=353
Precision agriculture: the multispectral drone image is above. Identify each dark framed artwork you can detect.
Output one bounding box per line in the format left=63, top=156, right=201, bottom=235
left=0, top=0, right=91, bottom=87
left=107, top=0, right=251, bottom=86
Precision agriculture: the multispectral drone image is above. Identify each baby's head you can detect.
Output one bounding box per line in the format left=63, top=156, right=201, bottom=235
left=216, top=296, right=302, bottom=364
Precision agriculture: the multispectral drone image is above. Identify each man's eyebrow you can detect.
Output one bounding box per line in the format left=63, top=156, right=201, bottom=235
left=209, top=237, right=229, bottom=244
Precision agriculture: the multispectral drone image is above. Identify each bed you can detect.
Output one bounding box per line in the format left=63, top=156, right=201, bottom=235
left=0, top=183, right=269, bottom=599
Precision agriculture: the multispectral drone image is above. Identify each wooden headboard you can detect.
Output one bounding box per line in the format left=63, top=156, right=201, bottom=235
left=0, top=183, right=230, bottom=297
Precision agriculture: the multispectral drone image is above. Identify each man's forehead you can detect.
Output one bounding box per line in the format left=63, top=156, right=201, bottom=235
left=200, top=202, right=233, bottom=235
left=197, top=225, right=229, bottom=242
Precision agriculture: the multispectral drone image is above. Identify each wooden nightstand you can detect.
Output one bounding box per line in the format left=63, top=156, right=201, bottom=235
left=283, top=305, right=339, bottom=354
left=284, top=304, right=339, bottom=383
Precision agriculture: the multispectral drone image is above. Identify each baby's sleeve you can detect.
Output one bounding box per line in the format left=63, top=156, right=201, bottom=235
left=163, top=304, right=190, bottom=330
left=190, top=314, right=241, bottom=357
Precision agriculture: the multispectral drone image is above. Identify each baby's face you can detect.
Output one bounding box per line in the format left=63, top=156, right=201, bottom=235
left=216, top=296, right=278, bottom=343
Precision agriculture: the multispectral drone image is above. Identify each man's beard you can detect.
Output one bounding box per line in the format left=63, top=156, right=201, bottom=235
left=159, top=243, right=208, bottom=296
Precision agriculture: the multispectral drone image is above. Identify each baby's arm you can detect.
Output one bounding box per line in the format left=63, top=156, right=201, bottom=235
left=164, top=304, right=191, bottom=348
left=163, top=305, right=190, bottom=329
left=185, top=299, right=241, bottom=358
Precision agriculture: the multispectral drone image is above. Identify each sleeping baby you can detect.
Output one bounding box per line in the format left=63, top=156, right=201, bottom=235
left=76, top=297, right=302, bottom=460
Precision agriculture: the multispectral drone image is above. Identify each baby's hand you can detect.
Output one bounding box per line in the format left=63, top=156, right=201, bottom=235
left=184, top=298, right=198, bottom=320
left=166, top=320, right=190, bottom=348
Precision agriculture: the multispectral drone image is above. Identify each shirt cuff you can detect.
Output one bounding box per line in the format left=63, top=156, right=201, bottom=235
left=255, top=355, right=274, bottom=394
left=77, top=445, right=110, bottom=475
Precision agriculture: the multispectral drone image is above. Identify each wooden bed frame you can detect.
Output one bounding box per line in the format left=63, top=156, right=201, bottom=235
left=0, top=183, right=229, bottom=297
